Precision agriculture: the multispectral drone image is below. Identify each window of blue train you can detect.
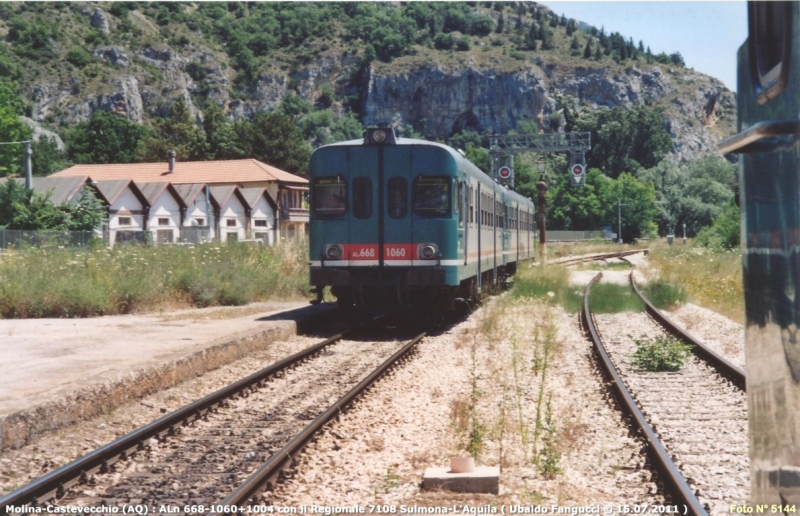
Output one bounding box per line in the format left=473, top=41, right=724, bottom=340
left=458, top=181, right=464, bottom=227
left=412, top=176, right=451, bottom=217
left=353, top=177, right=372, bottom=219
left=388, top=176, right=408, bottom=219
left=313, top=176, right=347, bottom=218
left=749, top=1, right=792, bottom=101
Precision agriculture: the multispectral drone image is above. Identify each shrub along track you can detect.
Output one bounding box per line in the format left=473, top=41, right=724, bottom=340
left=0, top=315, right=425, bottom=511
left=583, top=272, right=748, bottom=516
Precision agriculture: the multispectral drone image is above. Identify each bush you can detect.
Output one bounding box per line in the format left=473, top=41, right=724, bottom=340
left=694, top=202, right=740, bottom=250
left=629, top=334, right=693, bottom=371
left=434, top=33, right=455, bottom=50
left=66, top=47, right=92, bottom=68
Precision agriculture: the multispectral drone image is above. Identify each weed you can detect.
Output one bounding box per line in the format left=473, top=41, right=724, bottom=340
left=629, top=334, right=693, bottom=371
left=531, top=315, right=560, bottom=469
left=380, top=467, right=400, bottom=492
left=537, top=393, right=562, bottom=479
left=511, top=334, right=530, bottom=454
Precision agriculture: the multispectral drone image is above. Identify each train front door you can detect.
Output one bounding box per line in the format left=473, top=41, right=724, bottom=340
left=383, top=146, right=413, bottom=268
left=345, top=147, right=379, bottom=267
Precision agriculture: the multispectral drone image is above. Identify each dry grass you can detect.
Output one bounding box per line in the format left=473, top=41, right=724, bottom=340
left=645, top=241, right=743, bottom=323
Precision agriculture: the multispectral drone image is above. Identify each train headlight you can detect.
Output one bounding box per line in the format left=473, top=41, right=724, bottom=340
left=372, top=129, right=387, bottom=143
left=418, top=244, right=439, bottom=260
left=324, top=244, right=343, bottom=261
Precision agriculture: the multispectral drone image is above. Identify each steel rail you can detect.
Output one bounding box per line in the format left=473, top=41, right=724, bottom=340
left=211, top=331, right=426, bottom=512
left=557, top=249, right=646, bottom=266
left=582, top=273, right=708, bottom=516
left=0, top=316, right=378, bottom=510
left=629, top=272, right=746, bottom=391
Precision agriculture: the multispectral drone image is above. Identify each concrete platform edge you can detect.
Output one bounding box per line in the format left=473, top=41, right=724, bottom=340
left=0, top=305, right=331, bottom=452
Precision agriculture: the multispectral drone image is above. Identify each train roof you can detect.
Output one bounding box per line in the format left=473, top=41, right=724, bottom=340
left=314, top=136, right=534, bottom=206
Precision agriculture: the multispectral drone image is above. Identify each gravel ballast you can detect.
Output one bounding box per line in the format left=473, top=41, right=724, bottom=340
left=1, top=253, right=749, bottom=510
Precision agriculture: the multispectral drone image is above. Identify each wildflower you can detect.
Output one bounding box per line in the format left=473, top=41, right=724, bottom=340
left=547, top=291, right=555, bottom=298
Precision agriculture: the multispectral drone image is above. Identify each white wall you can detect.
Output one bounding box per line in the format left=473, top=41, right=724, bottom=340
left=185, top=194, right=214, bottom=241
left=108, top=188, right=144, bottom=246
left=219, top=195, right=246, bottom=243
left=251, top=195, right=275, bottom=244
left=148, top=192, right=181, bottom=244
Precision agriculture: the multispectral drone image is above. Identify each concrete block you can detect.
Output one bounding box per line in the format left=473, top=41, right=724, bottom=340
left=422, top=466, right=500, bottom=494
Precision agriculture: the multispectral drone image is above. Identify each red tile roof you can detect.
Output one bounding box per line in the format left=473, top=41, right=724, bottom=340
left=52, top=159, right=308, bottom=185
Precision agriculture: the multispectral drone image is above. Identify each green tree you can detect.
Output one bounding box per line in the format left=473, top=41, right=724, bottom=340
left=576, top=106, right=672, bottom=179
left=237, top=112, right=311, bottom=175
left=0, top=181, right=103, bottom=230
left=138, top=98, right=208, bottom=162
left=64, top=111, right=151, bottom=164
left=0, top=105, right=33, bottom=177
left=67, top=186, right=105, bottom=231
left=694, top=201, right=740, bottom=250
left=569, top=35, right=581, bottom=56
left=0, top=80, right=26, bottom=116
left=32, top=136, right=70, bottom=177
left=610, top=172, right=657, bottom=242
left=637, top=156, right=736, bottom=236
left=548, top=168, right=612, bottom=231
left=203, top=103, right=243, bottom=160
left=541, top=28, right=554, bottom=50
left=583, top=39, right=592, bottom=59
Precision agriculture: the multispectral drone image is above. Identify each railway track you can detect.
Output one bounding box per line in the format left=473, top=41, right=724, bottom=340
left=1, top=316, right=425, bottom=512
left=557, top=249, right=647, bottom=266
left=583, top=272, right=748, bottom=515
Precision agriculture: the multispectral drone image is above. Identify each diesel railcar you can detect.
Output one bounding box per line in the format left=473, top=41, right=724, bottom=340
left=721, top=1, right=800, bottom=507
left=308, top=128, right=536, bottom=312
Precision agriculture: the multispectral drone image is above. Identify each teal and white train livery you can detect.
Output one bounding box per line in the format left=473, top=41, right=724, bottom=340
left=308, top=128, right=536, bottom=312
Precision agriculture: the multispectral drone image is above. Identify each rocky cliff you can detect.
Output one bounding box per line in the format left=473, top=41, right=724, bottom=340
left=363, top=60, right=735, bottom=162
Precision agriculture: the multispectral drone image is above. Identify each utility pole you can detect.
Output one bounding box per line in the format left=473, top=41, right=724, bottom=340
left=537, top=172, right=548, bottom=260
left=617, top=199, right=628, bottom=244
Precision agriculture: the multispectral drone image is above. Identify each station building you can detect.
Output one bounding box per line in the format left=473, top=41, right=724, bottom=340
left=50, top=157, right=308, bottom=245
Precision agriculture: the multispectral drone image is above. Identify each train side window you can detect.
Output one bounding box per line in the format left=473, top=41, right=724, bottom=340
left=352, top=177, right=372, bottom=219
left=457, top=182, right=463, bottom=226
left=413, top=176, right=451, bottom=217
left=749, top=1, right=792, bottom=103
left=312, top=176, right=347, bottom=218
left=387, top=176, right=408, bottom=219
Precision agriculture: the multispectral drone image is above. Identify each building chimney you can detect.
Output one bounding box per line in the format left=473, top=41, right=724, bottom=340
left=168, top=150, right=176, bottom=173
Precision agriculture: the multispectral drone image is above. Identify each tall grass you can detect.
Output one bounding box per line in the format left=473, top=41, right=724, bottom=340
left=0, top=242, right=310, bottom=318
left=512, top=264, right=583, bottom=313
left=645, top=243, right=743, bottom=323
left=640, top=279, right=688, bottom=309
left=588, top=283, right=645, bottom=313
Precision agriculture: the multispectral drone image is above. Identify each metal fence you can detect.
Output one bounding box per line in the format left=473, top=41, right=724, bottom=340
left=0, top=229, right=99, bottom=250
left=537, top=230, right=614, bottom=242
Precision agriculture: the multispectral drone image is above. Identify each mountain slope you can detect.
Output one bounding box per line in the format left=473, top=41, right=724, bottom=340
left=0, top=2, right=735, bottom=162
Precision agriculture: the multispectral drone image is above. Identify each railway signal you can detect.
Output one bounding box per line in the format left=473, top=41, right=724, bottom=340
left=570, top=163, right=585, bottom=186
left=497, top=165, right=512, bottom=180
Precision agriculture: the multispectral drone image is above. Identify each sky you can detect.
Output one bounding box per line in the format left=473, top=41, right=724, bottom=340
left=539, top=2, right=747, bottom=92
